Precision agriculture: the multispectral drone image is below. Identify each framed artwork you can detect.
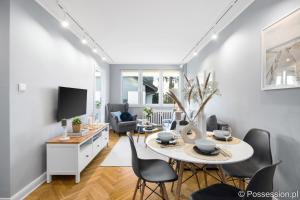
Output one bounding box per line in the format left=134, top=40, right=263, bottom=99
left=261, top=8, right=300, bottom=90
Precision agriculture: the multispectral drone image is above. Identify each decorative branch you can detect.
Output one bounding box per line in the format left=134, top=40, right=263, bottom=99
left=195, top=76, right=203, bottom=102
left=192, top=89, right=218, bottom=121
left=184, top=74, right=192, bottom=87
left=188, top=86, right=194, bottom=105
left=166, top=90, right=191, bottom=121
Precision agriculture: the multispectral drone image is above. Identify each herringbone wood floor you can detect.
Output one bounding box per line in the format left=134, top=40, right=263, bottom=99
left=26, top=131, right=224, bottom=200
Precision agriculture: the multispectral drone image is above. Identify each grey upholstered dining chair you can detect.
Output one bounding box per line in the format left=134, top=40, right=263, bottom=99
left=222, top=128, right=273, bottom=189
left=128, top=133, right=178, bottom=200
left=206, top=115, right=229, bottom=132
left=191, top=161, right=281, bottom=200
left=106, top=103, right=137, bottom=136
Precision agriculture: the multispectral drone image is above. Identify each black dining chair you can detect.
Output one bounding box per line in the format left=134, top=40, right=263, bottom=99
left=191, top=161, right=281, bottom=200
left=127, top=133, right=178, bottom=200
left=222, top=128, right=273, bottom=189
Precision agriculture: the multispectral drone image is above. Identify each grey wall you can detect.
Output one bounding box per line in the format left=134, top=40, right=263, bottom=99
left=0, top=0, right=11, bottom=198
left=187, top=0, right=300, bottom=193
left=7, top=0, right=110, bottom=197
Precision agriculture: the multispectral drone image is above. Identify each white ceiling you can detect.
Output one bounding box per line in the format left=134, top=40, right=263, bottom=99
left=37, top=0, right=254, bottom=64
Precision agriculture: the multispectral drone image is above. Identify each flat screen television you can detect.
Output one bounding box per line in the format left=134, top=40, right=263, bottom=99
left=57, top=87, right=87, bottom=121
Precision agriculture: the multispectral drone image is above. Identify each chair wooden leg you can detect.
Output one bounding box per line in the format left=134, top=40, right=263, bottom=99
left=203, top=166, right=208, bottom=187
left=190, top=165, right=201, bottom=190
left=162, top=183, right=169, bottom=200
left=133, top=178, right=141, bottom=200
left=195, top=173, right=201, bottom=190
left=238, top=179, right=243, bottom=189
left=238, top=178, right=246, bottom=190
left=140, top=181, right=146, bottom=200
left=217, top=165, right=227, bottom=183
left=159, top=183, right=164, bottom=199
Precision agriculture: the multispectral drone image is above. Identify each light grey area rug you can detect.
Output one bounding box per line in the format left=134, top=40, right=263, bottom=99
left=100, top=136, right=167, bottom=167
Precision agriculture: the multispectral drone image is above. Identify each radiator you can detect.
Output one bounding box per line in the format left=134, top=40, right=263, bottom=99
left=147, top=110, right=173, bottom=125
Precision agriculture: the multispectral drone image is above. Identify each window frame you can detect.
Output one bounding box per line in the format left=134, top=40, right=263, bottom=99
left=120, top=69, right=182, bottom=107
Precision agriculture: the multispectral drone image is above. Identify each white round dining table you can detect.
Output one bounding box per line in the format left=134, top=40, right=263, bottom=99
left=146, top=132, right=254, bottom=200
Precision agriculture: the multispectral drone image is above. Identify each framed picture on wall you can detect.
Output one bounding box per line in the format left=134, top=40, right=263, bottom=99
left=261, top=8, right=300, bottom=90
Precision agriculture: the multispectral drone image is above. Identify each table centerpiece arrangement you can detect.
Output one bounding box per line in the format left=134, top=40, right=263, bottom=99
left=166, top=73, right=220, bottom=143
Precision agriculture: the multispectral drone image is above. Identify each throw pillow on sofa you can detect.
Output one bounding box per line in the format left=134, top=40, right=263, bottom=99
left=120, top=112, right=133, bottom=121
left=111, top=111, right=122, bottom=121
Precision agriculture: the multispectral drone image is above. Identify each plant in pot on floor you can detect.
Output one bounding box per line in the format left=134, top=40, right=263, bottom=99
left=72, top=117, right=82, bottom=133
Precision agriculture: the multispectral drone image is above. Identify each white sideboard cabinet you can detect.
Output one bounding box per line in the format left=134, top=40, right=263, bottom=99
left=46, top=123, right=109, bottom=183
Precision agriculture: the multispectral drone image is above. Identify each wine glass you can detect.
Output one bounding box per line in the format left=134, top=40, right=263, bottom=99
left=222, top=126, right=232, bottom=143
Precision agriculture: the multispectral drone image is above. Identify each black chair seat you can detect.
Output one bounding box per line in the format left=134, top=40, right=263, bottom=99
left=222, top=159, right=262, bottom=178
left=191, top=162, right=281, bottom=200
left=191, top=184, right=240, bottom=200
left=140, top=159, right=178, bottom=183
left=222, top=128, right=273, bottom=179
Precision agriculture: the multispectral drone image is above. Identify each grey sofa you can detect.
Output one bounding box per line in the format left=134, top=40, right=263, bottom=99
left=106, top=103, right=137, bottom=136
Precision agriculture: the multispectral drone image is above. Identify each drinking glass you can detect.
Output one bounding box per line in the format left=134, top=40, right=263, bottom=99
left=222, top=126, right=232, bottom=143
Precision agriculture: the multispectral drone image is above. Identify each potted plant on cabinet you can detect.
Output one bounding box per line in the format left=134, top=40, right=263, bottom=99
left=72, top=117, right=82, bottom=133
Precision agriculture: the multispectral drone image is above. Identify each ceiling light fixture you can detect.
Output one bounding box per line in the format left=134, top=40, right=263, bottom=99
left=56, top=2, right=113, bottom=63
left=93, top=48, right=98, bottom=53
left=61, top=20, right=69, bottom=28
left=193, top=52, right=198, bottom=56
left=211, top=33, right=218, bottom=40
left=181, top=0, right=240, bottom=63
left=81, top=38, right=87, bottom=44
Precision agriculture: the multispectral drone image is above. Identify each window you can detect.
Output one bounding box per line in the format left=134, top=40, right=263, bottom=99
left=121, top=70, right=181, bottom=106
left=163, top=71, right=180, bottom=104
left=121, top=71, right=139, bottom=104
left=142, top=71, right=160, bottom=104
left=94, top=69, right=102, bottom=121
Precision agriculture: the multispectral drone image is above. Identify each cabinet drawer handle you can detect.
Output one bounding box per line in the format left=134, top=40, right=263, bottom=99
left=86, top=155, right=89, bottom=158
left=97, top=145, right=100, bottom=147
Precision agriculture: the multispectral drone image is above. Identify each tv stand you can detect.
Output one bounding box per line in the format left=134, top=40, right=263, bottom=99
left=46, top=123, right=109, bottom=183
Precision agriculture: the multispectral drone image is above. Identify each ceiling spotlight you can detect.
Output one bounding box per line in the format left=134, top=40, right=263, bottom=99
left=93, top=48, right=98, bottom=53
left=61, top=20, right=69, bottom=28
left=81, top=39, right=87, bottom=44
left=193, top=52, right=198, bottom=56
left=179, top=64, right=183, bottom=68
left=102, top=57, right=107, bottom=61
left=286, top=58, right=291, bottom=62
left=211, top=33, right=218, bottom=40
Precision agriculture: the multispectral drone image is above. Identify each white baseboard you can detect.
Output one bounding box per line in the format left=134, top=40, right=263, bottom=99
left=10, top=173, right=46, bottom=200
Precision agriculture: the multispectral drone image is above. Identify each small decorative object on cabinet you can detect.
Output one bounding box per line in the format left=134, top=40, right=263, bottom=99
left=166, top=73, right=220, bottom=143
left=72, top=117, right=82, bottom=133
left=47, top=123, right=109, bottom=183
left=59, top=119, right=70, bottom=141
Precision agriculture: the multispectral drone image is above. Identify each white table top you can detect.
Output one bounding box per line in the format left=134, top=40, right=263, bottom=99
left=146, top=132, right=254, bottom=165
